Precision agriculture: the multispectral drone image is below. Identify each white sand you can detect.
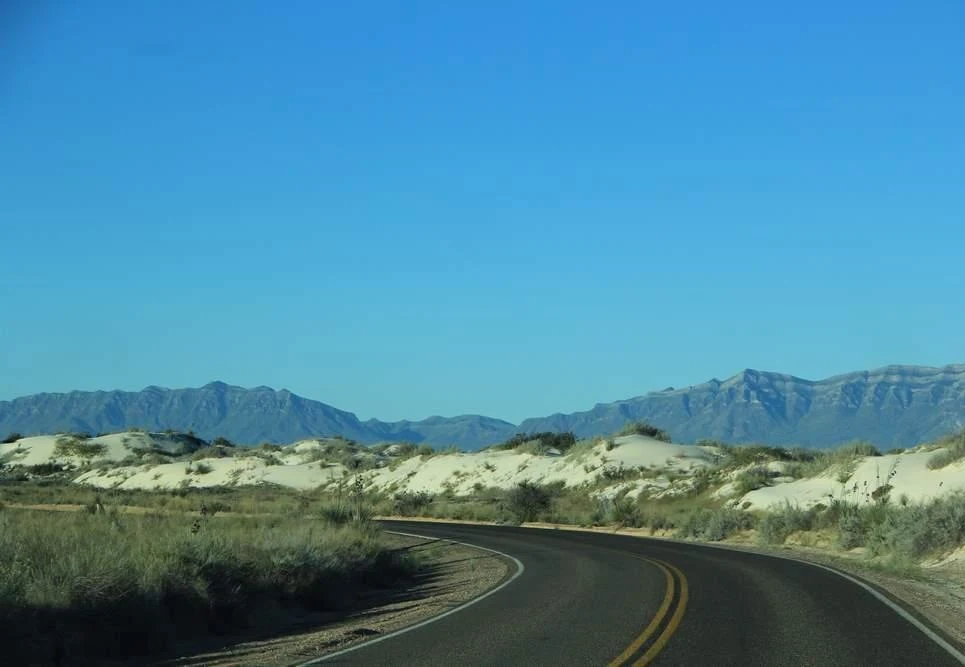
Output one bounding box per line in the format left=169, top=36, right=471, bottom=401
left=9, top=431, right=965, bottom=509
left=739, top=449, right=965, bottom=510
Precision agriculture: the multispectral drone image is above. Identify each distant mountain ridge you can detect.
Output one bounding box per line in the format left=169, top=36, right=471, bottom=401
left=1, top=364, right=963, bottom=448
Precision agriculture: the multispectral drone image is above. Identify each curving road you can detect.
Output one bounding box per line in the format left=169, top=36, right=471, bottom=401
left=306, top=521, right=965, bottom=666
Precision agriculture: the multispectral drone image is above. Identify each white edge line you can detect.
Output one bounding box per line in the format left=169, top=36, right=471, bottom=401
left=636, top=535, right=965, bottom=666
left=295, top=530, right=525, bottom=666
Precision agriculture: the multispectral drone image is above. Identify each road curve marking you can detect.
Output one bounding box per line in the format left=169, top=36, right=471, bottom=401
left=647, top=536, right=965, bottom=666
left=635, top=559, right=689, bottom=666
left=295, top=530, right=525, bottom=666
left=608, top=558, right=675, bottom=667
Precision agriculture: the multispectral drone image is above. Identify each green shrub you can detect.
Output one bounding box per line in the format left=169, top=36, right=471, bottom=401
left=927, top=429, right=965, bottom=470
left=609, top=497, right=643, bottom=528
left=0, top=509, right=413, bottom=663
left=506, top=481, right=553, bottom=523
left=53, top=436, right=106, bottom=459
left=675, top=508, right=755, bottom=541
left=757, top=501, right=816, bottom=544
left=393, top=491, right=433, bottom=516
left=734, top=466, right=770, bottom=495
left=1, top=433, right=23, bottom=444
left=493, top=432, right=577, bottom=452
left=417, top=445, right=434, bottom=457
left=617, top=421, right=671, bottom=442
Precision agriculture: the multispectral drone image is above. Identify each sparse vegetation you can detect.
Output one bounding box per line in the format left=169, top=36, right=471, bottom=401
left=734, top=466, right=771, bottom=495
left=493, top=431, right=577, bottom=453
left=675, top=507, right=755, bottom=541
left=927, top=429, right=965, bottom=470
left=617, top=421, right=671, bottom=442
left=53, top=436, right=106, bottom=459
left=2, top=432, right=23, bottom=444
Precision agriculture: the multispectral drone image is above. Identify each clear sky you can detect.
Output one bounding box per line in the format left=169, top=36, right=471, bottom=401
left=1, top=1, right=963, bottom=423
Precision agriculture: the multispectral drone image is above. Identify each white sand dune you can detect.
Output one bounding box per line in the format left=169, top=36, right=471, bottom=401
left=740, top=449, right=965, bottom=510
left=6, top=432, right=965, bottom=509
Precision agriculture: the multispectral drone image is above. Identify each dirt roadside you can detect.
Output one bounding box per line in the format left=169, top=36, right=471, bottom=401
left=147, top=531, right=510, bottom=667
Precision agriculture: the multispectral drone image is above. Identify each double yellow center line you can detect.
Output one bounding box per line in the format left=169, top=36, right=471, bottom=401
left=608, top=557, right=689, bottom=666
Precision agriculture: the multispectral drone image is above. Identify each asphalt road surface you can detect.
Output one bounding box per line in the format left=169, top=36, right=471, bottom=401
left=305, top=521, right=965, bottom=666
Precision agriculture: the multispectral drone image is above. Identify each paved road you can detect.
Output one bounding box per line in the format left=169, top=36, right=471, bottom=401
left=308, top=521, right=965, bottom=666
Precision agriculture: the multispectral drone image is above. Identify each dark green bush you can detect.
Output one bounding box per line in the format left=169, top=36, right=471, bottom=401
left=617, top=421, right=671, bottom=442
left=494, top=432, right=577, bottom=452
left=506, top=482, right=553, bottom=523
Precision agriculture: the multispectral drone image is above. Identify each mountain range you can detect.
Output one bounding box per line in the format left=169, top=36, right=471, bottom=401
left=1, top=364, right=963, bottom=449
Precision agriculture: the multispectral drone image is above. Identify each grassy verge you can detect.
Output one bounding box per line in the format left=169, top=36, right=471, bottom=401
left=0, top=503, right=416, bottom=664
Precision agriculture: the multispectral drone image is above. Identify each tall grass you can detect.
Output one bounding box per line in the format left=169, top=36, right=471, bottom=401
left=0, top=507, right=414, bottom=663
left=927, top=429, right=965, bottom=470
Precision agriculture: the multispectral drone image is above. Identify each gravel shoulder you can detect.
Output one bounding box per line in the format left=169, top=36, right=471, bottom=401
left=150, top=531, right=510, bottom=667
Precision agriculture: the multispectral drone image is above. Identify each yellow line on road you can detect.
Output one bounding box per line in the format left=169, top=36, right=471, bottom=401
left=608, top=558, right=675, bottom=667
left=634, top=559, right=689, bottom=666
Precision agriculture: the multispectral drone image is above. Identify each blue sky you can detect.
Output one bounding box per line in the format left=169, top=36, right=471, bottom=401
left=1, top=1, right=963, bottom=423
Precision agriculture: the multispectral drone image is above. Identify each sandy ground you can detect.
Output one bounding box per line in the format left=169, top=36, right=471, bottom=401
left=741, top=450, right=965, bottom=509
left=142, top=532, right=510, bottom=667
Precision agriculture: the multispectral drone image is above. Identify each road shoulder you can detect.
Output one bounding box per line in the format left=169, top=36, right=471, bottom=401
left=152, top=532, right=510, bottom=667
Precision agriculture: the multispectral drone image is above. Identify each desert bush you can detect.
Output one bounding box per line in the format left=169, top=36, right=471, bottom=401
left=494, top=432, right=577, bottom=453
left=0, top=509, right=414, bottom=663
left=757, top=501, right=816, bottom=544
left=417, top=445, right=434, bottom=457
left=392, top=491, right=433, bottom=516
left=927, top=429, right=965, bottom=470
left=191, top=447, right=228, bottom=461
left=675, top=508, right=755, bottom=541
left=617, top=421, right=671, bottom=442
left=53, top=436, right=106, bottom=459
left=734, top=466, right=771, bottom=495
left=1, top=433, right=23, bottom=444
left=609, top=496, right=643, bottom=528
left=506, top=481, right=554, bottom=523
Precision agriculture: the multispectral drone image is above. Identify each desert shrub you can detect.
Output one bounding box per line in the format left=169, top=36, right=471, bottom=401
left=1, top=433, right=23, bottom=444
left=617, top=421, right=671, bottom=442
left=392, top=491, right=433, bottom=516
left=717, top=444, right=820, bottom=467
left=53, top=436, right=106, bottom=459
left=506, top=481, right=553, bottom=523
left=734, top=466, right=770, bottom=495
left=757, top=501, right=816, bottom=544
left=24, top=463, right=68, bottom=476
left=837, top=492, right=965, bottom=559
left=927, top=429, right=965, bottom=470
left=416, top=445, right=434, bottom=457
left=675, top=507, right=755, bottom=541
left=600, top=463, right=634, bottom=481
left=609, top=496, right=643, bottom=528
left=192, top=462, right=213, bottom=475
left=190, top=447, right=228, bottom=461
left=494, top=432, right=577, bottom=453
left=841, top=441, right=882, bottom=457
left=0, top=509, right=414, bottom=663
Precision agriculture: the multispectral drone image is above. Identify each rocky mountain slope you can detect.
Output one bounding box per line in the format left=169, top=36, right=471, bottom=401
left=518, top=365, right=965, bottom=446
left=1, top=364, right=963, bottom=448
